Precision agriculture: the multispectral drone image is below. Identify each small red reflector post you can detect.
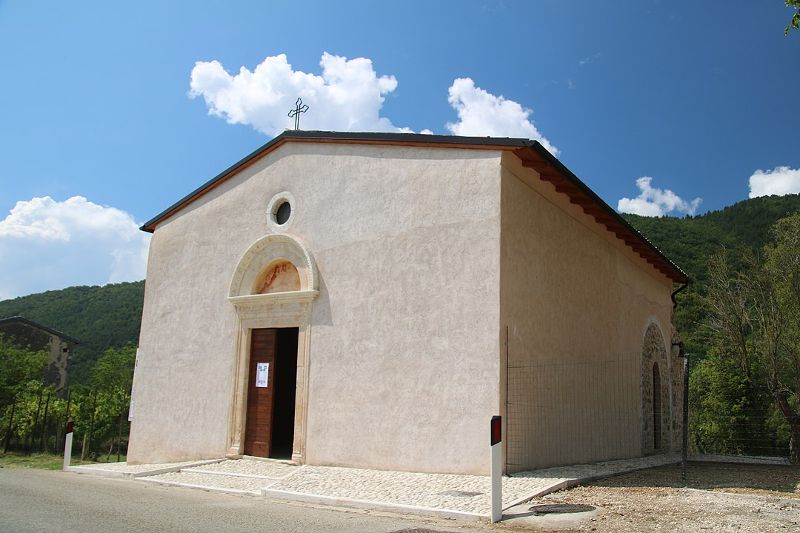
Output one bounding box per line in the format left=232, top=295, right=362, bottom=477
left=66, top=421, right=74, bottom=434
left=490, top=415, right=501, bottom=446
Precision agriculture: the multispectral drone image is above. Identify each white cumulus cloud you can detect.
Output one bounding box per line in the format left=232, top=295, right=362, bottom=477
left=189, top=52, right=410, bottom=135
left=617, top=177, right=702, bottom=217
left=0, top=196, right=150, bottom=300
left=445, top=78, right=559, bottom=155
left=748, top=166, right=800, bottom=198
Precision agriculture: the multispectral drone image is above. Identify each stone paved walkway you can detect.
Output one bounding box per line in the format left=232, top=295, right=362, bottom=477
left=68, top=458, right=224, bottom=478
left=72, top=453, right=680, bottom=518
left=185, top=458, right=300, bottom=479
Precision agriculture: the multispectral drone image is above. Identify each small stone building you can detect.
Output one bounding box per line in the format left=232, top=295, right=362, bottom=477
left=129, top=131, right=688, bottom=474
left=0, top=316, right=78, bottom=397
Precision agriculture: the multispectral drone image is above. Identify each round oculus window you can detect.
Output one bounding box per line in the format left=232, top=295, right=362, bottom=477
left=266, top=191, right=295, bottom=231
left=274, top=200, right=291, bottom=225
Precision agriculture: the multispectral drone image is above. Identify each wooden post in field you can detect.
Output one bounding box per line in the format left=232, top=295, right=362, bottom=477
left=87, top=390, right=97, bottom=460
left=39, top=391, right=51, bottom=453
left=3, top=399, right=16, bottom=453
left=27, top=389, right=44, bottom=455
left=56, top=389, right=69, bottom=454
left=115, top=412, right=124, bottom=462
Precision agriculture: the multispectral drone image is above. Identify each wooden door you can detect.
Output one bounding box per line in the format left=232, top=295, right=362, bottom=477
left=244, top=328, right=277, bottom=457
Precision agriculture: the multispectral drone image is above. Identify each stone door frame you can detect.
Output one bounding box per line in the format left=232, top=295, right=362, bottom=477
left=225, top=234, right=318, bottom=464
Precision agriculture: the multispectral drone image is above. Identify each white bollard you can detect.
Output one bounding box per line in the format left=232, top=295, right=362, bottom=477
left=63, top=421, right=73, bottom=471
left=490, top=415, right=502, bottom=523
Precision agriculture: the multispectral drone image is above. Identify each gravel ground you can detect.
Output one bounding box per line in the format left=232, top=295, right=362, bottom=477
left=531, top=462, right=800, bottom=532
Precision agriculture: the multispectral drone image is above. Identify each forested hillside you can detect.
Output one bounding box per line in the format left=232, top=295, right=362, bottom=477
left=623, top=193, right=800, bottom=360
left=0, top=281, right=144, bottom=384
left=1, top=194, right=798, bottom=386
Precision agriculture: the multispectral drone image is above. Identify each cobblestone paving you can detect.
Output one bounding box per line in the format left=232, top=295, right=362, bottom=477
left=144, top=471, right=265, bottom=493
left=71, top=459, right=217, bottom=474
left=184, top=458, right=299, bottom=479
left=270, top=466, right=496, bottom=514
left=266, top=454, right=681, bottom=515
left=123, top=454, right=682, bottom=517
left=512, top=453, right=680, bottom=483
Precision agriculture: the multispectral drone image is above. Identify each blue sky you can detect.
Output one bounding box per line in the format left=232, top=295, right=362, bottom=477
left=1, top=0, right=799, bottom=298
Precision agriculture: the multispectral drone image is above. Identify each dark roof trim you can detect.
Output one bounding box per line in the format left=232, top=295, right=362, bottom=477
left=513, top=143, right=689, bottom=283
left=141, top=130, right=688, bottom=283
left=140, top=130, right=529, bottom=234
left=0, top=316, right=80, bottom=344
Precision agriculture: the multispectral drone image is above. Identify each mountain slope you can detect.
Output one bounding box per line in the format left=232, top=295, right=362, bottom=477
left=0, top=281, right=144, bottom=384
left=624, top=194, right=800, bottom=281
left=623, top=193, right=800, bottom=357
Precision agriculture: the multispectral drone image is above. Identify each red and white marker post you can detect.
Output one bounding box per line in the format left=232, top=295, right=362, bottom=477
left=490, top=415, right=502, bottom=523
left=63, top=420, right=74, bottom=471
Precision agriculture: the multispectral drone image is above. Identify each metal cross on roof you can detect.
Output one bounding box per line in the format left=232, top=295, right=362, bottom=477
left=288, top=98, right=309, bottom=130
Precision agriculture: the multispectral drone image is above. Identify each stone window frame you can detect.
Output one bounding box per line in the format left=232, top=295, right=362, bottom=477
left=266, top=191, right=296, bottom=232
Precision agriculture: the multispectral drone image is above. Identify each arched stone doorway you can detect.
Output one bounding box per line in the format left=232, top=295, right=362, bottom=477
left=652, top=362, right=661, bottom=450
left=641, top=322, right=670, bottom=454
left=226, top=234, right=318, bottom=463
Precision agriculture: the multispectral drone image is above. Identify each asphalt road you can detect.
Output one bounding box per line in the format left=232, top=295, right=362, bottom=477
left=0, top=467, right=489, bottom=533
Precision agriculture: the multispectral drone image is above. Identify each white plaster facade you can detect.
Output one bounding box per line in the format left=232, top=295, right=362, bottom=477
left=128, top=132, right=686, bottom=475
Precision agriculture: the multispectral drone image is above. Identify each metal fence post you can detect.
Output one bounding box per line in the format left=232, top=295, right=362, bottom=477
left=682, top=355, right=689, bottom=482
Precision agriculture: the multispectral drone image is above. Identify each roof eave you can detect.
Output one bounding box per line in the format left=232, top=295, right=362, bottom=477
left=0, top=316, right=81, bottom=344
left=515, top=142, right=689, bottom=284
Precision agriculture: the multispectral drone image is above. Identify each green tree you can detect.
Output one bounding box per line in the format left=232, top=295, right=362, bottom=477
left=787, top=0, right=800, bottom=35
left=704, top=214, right=800, bottom=463
left=760, top=214, right=800, bottom=460
left=0, top=335, right=47, bottom=408
left=88, top=345, right=135, bottom=458
left=91, top=344, right=135, bottom=394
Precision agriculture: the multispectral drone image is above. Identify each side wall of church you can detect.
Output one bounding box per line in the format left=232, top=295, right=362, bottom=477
left=128, top=143, right=502, bottom=474
left=499, top=153, right=677, bottom=471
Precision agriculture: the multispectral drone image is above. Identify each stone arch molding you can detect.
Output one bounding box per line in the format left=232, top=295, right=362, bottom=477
left=640, top=321, right=671, bottom=455
left=229, top=234, right=318, bottom=298
left=226, top=233, right=318, bottom=463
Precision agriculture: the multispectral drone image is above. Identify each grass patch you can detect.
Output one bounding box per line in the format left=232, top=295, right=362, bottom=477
left=0, top=452, right=127, bottom=470
left=0, top=452, right=65, bottom=470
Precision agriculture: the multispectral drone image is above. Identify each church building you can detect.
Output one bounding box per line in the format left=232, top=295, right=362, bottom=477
left=128, top=131, right=687, bottom=475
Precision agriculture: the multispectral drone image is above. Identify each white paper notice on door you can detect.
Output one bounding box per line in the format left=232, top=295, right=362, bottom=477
left=256, top=362, right=269, bottom=388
